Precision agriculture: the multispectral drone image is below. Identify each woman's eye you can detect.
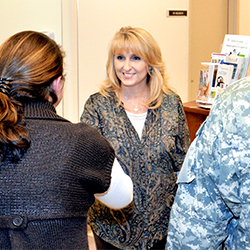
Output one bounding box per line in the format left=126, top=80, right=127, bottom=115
left=116, top=55, right=124, bottom=60
left=133, top=56, right=141, bottom=61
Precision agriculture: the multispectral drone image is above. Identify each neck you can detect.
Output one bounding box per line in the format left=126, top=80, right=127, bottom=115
left=119, top=90, right=149, bottom=114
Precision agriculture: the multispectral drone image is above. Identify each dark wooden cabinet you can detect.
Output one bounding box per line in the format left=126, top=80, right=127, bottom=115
left=183, top=101, right=210, bottom=142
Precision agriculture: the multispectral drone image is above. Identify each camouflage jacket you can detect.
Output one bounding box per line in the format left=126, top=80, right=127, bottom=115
left=166, top=76, right=250, bottom=250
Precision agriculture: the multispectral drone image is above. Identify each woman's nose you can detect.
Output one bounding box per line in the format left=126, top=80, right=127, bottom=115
left=123, top=59, right=132, bottom=71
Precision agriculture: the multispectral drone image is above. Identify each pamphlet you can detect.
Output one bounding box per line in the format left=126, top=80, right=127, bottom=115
left=221, top=34, right=250, bottom=77
left=196, top=63, right=218, bottom=104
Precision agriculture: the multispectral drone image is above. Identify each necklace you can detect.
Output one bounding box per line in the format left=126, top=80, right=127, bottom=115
left=124, top=95, right=141, bottom=112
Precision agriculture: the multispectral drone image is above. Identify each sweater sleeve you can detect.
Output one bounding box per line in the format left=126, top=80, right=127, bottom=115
left=71, top=123, right=115, bottom=195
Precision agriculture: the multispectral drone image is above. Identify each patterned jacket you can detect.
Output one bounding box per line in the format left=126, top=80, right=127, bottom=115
left=166, top=77, right=250, bottom=250
left=0, top=100, right=114, bottom=250
left=81, top=90, right=190, bottom=249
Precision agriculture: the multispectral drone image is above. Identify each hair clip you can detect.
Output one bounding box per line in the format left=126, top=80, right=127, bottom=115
left=0, top=78, right=12, bottom=97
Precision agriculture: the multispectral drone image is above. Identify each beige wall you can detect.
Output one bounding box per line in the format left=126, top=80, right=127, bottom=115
left=0, top=0, right=241, bottom=121
left=238, top=0, right=250, bottom=35
left=0, top=0, right=190, bottom=123
left=76, top=0, right=189, bottom=121
left=188, top=0, right=228, bottom=101
left=0, top=0, right=63, bottom=114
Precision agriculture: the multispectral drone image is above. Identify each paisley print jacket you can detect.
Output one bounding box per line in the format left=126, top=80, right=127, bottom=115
left=81, top=90, right=190, bottom=249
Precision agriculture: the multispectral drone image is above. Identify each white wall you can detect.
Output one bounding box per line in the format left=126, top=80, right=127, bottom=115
left=76, top=0, right=189, bottom=121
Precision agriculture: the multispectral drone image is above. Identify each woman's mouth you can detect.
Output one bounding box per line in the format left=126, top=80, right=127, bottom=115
left=123, top=72, right=134, bottom=78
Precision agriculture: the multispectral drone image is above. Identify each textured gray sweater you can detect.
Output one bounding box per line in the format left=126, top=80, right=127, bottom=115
left=0, top=100, right=115, bottom=250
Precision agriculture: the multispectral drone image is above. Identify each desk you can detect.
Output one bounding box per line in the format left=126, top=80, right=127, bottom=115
left=183, top=101, right=210, bottom=142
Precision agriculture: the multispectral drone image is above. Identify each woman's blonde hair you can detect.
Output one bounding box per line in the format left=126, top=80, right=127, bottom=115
left=100, top=26, right=169, bottom=108
left=0, top=30, right=64, bottom=162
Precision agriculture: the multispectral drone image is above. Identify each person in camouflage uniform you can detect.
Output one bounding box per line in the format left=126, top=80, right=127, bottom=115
left=166, top=76, right=250, bottom=250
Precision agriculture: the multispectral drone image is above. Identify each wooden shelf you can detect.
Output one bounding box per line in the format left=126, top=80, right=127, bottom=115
left=183, top=101, right=210, bottom=142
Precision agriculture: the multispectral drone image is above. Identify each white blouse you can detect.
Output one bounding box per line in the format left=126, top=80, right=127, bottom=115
left=125, top=111, right=147, bottom=139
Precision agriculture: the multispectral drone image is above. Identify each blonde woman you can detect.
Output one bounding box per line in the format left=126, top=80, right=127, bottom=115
left=81, top=26, right=190, bottom=249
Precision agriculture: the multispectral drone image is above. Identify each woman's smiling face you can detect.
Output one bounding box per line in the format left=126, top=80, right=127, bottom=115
left=114, top=50, right=148, bottom=87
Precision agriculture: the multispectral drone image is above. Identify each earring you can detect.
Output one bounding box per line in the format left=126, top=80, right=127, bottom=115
left=149, top=67, right=153, bottom=74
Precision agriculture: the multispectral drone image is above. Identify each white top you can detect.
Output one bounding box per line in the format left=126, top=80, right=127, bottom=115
left=125, top=111, right=147, bottom=139
left=95, top=158, right=133, bottom=209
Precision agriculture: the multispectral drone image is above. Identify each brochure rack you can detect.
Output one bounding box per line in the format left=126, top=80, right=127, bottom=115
left=196, top=34, right=250, bottom=108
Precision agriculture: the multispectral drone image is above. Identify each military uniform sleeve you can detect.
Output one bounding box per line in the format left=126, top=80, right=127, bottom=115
left=166, top=90, right=250, bottom=249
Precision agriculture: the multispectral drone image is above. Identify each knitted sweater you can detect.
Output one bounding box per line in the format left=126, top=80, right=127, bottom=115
left=0, top=100, right=115, bottom=250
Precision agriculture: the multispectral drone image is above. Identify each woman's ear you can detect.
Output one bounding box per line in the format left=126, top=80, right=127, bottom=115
left=51, top=76, right=64, bottom=107
left=52, top=76, right=62, bottom=94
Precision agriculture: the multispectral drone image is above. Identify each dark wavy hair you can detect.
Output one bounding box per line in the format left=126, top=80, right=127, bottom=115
left=0, top=31, right=64, bottom=162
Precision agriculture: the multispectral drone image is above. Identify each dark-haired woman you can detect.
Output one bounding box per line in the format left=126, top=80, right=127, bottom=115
left=0, top=31, right=133, bottom=250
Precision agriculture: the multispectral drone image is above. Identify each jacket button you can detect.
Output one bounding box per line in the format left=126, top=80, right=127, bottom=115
left=12, top=216, right=23, bottom=227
